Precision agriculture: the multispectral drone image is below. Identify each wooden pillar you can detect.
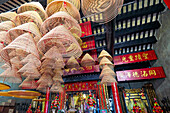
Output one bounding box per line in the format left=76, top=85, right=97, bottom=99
left=44, top=87, right=50, bottom=113
left=111, top=82, right=123, bottom=113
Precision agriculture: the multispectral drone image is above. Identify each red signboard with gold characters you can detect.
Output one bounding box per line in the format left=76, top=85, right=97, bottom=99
left=117, top=67, right=166, bottom=81
left=64, top=81, right=98, bottom=92
left=114, top=50, right=157, bottom=65
left=63, top=65, right=100, bottom=76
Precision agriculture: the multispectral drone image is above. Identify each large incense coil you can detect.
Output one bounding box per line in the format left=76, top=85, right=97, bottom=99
left=101, top=74, right=117, bottom=86
left=21, top=67, right=41, bottom=79
left=0, top=12, right=17, bottom=22
left=8, top=49, right=29, bottom=60
left=0, top=21, right=15, bottom=32
left=41, top=46, right=63, bottom=60
left=37, top=25, right=82, bottom=58
left=66, top=56, right=80, bottom=68
left=99, top=57, right=114, bottom=69
left=14, top=11, right=43, bottom=29
left=39, top=67, right=54, bottom=75
left=19, top=76, right=38, bottom=89
left=17, top=2, right=48, bottom=21
left=41, top=58, right=56, bottom=69
left=10, top=56, right=22, bottom=69
left=53, top=68, right=63, bottom=76
left=0, top=65, right=22, bottom=83
left=81, top=53, right=95, bottom=67
left=99, top=65, right=116, bottom=79
left=37, top=74, right=53, bottom=86
left=53, top=75, right=64, bottom=83
left=65, top=43, right=82, bottom=58
left=36, top=83, right=48, bottom=93
left=18, top=62, right=38, bottom=73
left=47, top=0, right=80, bottom=10
left=0, top=31, right=12, bottom=44
left=46, top=0, right=80, bottom=21
left=98, top=50, right=113, bottom=62
left=7, top=22, right=41, bottom=41
left=0, top=33, right=40, bottom=66
left=41, top=11, right=81, bottom=37
left=21, top=54, right=41, bottom=67
left=50, top=82, right=64, bottom=93
left=81, top=0, right=124, bottom=23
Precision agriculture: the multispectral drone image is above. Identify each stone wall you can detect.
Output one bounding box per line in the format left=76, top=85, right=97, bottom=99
left=152, top=9, right=170, bottom=101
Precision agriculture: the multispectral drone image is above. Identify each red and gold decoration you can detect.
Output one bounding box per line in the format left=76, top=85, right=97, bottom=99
left=132, top=99, right=142, bottom=113
left=35, top=106, right=41, bottom=113
left=65, top=81, right=98, bottom=92
left=87, top=94, right=96, bottom=107
left=152, top=98, right=163, bottom=113
left=26, top=104, right=33, bottom=113
left=51, top=95, right=60, bottom=109
left=114, top=50, right=157, bottom=65
left=117, top=67, right=166, bottom=81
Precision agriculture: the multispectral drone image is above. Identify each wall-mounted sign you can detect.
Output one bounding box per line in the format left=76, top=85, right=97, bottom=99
left=64, top=81, right=98, bottom=91
left=117, top=67, right=166, bottom=81
left=63, top=65, right=100, bottom=76
left=114, top=50, right=157, bottom=65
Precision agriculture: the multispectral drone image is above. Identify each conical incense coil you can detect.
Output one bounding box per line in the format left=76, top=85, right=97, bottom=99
left=39, top=67, right=54, bottom=75
left=53, top=68, right=63, bottom=76
left=10, top=56, right=22, bottom=69
left=18, top=62, right=38, bottom=73
left=50, top=82, right=64, bottom=93
left=36, top=83, right=48, bottom=93
left=53, top=74, right=64, bottom=83
left=81, top=53, right=95, bottom=67
left=0, top=21, right=15, bottom=32
left=1, top=63, right=10, bottom=70
left=66, top=56, right=80, bottom=68
left=0, top=12, right=17, bottom=22
left=0, top=65, right=22, bottom=83
left=0, top=31, right=12, bottom=44
left=101, top=74, right=117, bottom=86
left=41, top=11, right=81, bottom=37
left=98, top=50, right=112, bottom=62
left=7, top=22, right=41, bottom=41
left=1, top=33, right=40, bottom=66
left=46, top=0, right=80, bottom=21
left=41, top=58, right=56, bottom=69
left=17, top=2, right=48, bottom=21
left=47, top=0, right=80, bottom=10
left=22, top=68, right=41, bottom=79
left=99, top=57, right=114, bottom=69
left=14, top=11, right=43, bottom=29
left=37, top=25, right=82, bottom=58
left=65, top=43, right=82, bottom=59
left=21, top=54, right=41, bottom=67
left=37, top=74, right=53, bottom=86
left=19, top=76, right=38, bottom=89
left=99, top=65, right=116, bottom=79
left=81, top=0, right=123, bottom=23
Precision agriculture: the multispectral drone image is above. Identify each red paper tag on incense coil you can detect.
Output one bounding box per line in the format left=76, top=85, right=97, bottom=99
left=64, top=1, right=67, bottom=8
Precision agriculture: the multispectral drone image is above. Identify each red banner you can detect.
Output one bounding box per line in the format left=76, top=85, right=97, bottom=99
left=80, top=21, right=92, bottom=37
left=64, top=81, right=98, bottom=92
left=117, top=67, right=166, bottom=81
left=114, top=50, right=157, bottom=65
left=63, top=65, right=100, bottom=76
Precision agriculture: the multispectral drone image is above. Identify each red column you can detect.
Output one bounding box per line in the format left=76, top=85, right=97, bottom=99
left=44, top=87, right=50, bottom=113
left=111, top=82, right=123, bottom=113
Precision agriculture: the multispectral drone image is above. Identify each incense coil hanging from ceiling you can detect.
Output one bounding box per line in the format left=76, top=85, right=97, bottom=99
left=81, top=0, right=124, bottom=23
